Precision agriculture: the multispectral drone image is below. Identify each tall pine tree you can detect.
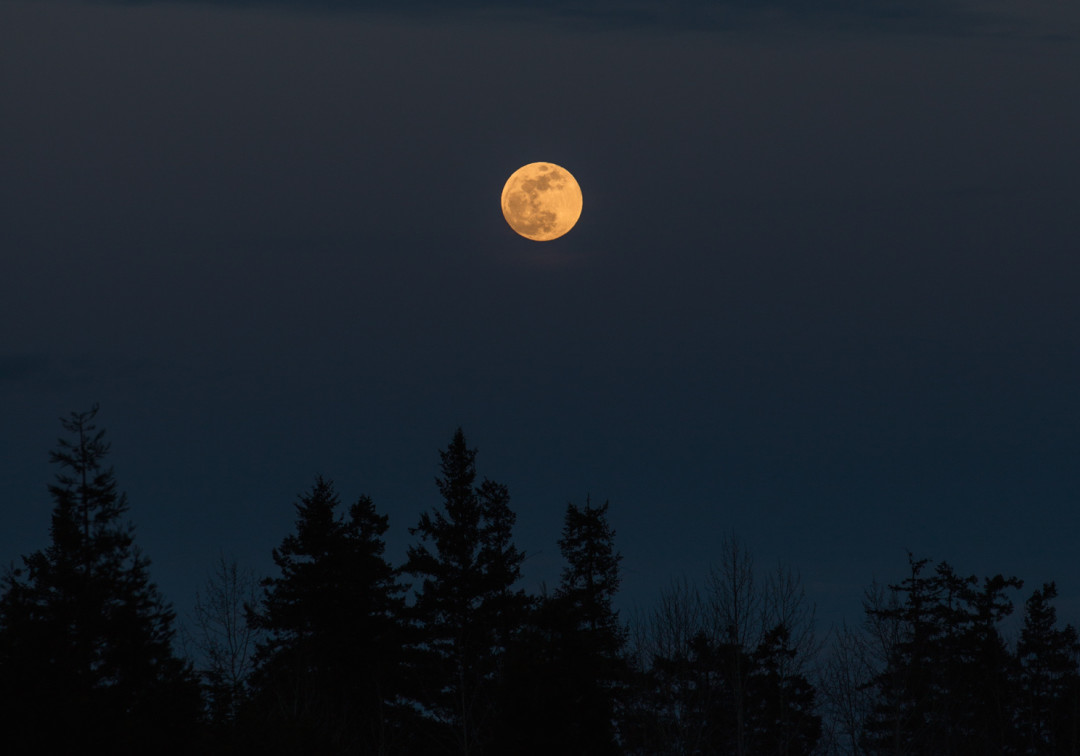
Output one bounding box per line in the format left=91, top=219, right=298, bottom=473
left=861, top=555, right=1023, bottom=755
left=244, top=476, right=413, bottom=755
left=492, top=496, right=628, bottom=755
left=1016, top=582, right=1080, bottom=756
left=403, top=428, right=527, bottom=756
left=0, top=406, right=201, bottom=755
left=559, top=497, right=629, bottom=754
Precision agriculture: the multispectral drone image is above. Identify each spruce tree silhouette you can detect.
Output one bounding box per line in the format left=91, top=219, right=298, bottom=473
left=245, top=476, right=414, bottom=755
left=1017, top=582, right=1080, bottom=755
left=492, top=496, right=627, bottom=756
left=0, top=405, right=201, bottom=755
left=554, top=496, right=628, bottom=754
left=403, top=428, right=528, bottom=756
left=956, top=570, right=1025, bottom=753
left=558, top=498, right=626, bottom=649
left=746, top=622, right=821, bottom=754
left=861, top=555, right=1024, bottom=755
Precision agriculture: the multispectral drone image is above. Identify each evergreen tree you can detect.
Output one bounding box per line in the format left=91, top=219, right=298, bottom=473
left=627, top=627, right=744, bottom=756
left=747, top=622, right=822, bottom=755
left=244, top=476, right=413, bottom=755
left=1016, top=582, right=1080, bottom=756
left=488, top=585, right=572, bottom=755
left=558, top=498, right=625, bottom=643
left=556, top=496, right=628, bottom=753
left=860, top=556, right=937, bottom=755
left=619, top=578, right=718, bottom=755
left=861, top=555, right=1023, bottom=755
left=0, top=406, right=201, bottom=755
left=493, top=496, right=628, bottom=755
left=955, top=571, right=1024, bottom=753
left=403, top=428, right=528, bottom=756
left=628, top=612, right=820, bottom=755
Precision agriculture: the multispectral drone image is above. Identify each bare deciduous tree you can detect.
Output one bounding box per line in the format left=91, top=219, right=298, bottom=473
left=185, top=552, right=262, bottom=724
left=815, top=620, right=875, bottom=756
left=707, top=533, right=762, bottom=651
left=623, top=534, right=822, bottom=756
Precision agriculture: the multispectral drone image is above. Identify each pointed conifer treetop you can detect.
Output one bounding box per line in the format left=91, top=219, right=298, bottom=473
left=0, top=405, right=199, bottom=753
left=250, top=475, right=405, bottom=653
left=30, top=405, right=180, bottom=657
left=1018, top=582, right=1080, bottom=699
left=250, top=475, right=344, bottom=647
left=431, top=427, right=484, bottom=572
left=533, top=496, right=627, bottom=756
left=46, top=403, right=130, bottom=575
left=403, top=428, right=528, bottom=756
left=244, top=475, right=413, bottom=754
left=558, top=496, right=623, bottom=628
left=407, top=428, right=521, bottom=598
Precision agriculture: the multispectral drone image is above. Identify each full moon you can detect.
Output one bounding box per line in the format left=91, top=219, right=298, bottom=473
left=501, top=162, right=582, bottom=241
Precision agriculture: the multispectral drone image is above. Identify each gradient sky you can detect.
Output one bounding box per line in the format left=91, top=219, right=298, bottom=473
left=2, top=0, right=1079, bottom=642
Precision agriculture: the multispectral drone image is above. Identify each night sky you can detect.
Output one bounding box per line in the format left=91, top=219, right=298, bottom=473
left=2, top=0, right=1078, bottom=642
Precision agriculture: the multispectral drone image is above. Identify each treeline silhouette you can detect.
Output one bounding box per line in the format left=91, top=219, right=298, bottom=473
left=1, top=407, right=1078, bottom=755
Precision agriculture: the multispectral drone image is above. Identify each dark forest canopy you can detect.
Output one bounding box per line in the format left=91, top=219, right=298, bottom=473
left=2, top=408, right=1079, bottom=755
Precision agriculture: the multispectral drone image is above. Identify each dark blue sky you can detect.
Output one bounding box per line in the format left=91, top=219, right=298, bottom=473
left=2, top=0, right=1078, bottom=640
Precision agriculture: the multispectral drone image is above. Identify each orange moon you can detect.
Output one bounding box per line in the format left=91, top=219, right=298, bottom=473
left=501, top=162, right=582, bottom=241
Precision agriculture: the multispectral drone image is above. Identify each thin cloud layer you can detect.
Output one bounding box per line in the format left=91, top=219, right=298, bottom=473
left=96, top=0, right=999, bottom=34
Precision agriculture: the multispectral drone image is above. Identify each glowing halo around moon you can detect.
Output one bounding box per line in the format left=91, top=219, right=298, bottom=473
left=501, top=162, right=582, bottom=241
